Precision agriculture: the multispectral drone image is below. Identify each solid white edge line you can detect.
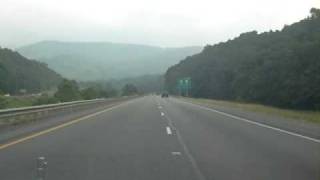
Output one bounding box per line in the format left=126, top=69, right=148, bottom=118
left=177, top=99, right=320, bottom=144
left=166, top=126, right=172, bottom=135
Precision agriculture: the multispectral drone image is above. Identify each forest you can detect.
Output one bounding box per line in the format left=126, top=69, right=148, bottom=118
left=0, top=47, right=140, bottom=109
left=165, top=8, right=320, bottom=110
left=0, top=47, right=62, bottom=94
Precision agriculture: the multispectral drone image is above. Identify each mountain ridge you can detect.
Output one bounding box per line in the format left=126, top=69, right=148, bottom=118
left=17, top=41, right=202, bottom=81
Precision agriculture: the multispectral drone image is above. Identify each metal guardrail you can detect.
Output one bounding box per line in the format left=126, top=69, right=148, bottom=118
left=0, top=98, right=106, bottom=115
left=0, top=97, right=127, bottom=127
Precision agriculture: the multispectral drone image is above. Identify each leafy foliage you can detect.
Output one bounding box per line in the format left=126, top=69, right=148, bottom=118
left=0, top=80, right=121, bottom=109
left=0, top=96, right=36, bottom=109
left=54, top=79, right=82, bottom=102
left=0, top=95, right=8, bottom=109
left=80, top=88, right=100, bottom=100
left=79, top=81, right=119, bottom=98
left=121, top=84, right=138, bottom=96
left=0, top=47, right=62, bottom=94
left=33, top=94, right=59, bottom=106
left=55, top=79, right=120, bottom=102
left=165, top=8, right=320, bottom=110
left=108, top=74, right=164, bottom=93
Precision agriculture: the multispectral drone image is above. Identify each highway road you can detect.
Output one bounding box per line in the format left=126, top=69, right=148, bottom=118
left=0, top=96, right=319, bottom=180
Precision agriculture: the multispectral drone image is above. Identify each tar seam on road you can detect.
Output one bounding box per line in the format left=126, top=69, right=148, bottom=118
left=160, top=106, right=207, bottom=180
left=176, top=98, right=320, bottom=144
left=0, top=100, right=135, bottom=151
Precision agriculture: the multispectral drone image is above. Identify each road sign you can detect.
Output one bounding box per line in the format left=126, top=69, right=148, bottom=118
left=177, top=77, right=191, bottom=96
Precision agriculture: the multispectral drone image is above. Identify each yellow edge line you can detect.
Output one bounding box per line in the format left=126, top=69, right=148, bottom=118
left=0, top=102, right=123, bottom=150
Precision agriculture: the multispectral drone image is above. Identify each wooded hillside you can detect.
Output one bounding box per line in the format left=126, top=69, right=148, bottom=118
left=0, top=47, right=62, bottom=94
left=165, top=8, right=320, bottom=110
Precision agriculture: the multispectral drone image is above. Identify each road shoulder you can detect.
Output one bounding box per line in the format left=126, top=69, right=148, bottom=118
left=175, top=97, right=320, bottom=140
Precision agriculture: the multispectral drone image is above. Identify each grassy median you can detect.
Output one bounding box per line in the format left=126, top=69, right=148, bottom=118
left=182, top=97, right=320, bottom=125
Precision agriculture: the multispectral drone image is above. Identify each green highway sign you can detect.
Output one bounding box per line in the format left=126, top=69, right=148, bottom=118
left=177, top=77, right=192, bottom=96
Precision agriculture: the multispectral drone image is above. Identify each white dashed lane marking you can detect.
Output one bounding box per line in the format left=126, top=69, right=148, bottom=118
left=166, top=126, right=172, bottom=135
left=171, top=152, right=181, bottom=156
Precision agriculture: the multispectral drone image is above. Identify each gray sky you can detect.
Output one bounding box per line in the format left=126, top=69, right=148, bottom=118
left=1, top=0, right=319, bottom=48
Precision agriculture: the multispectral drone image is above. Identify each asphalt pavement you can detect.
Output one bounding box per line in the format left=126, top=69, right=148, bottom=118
left=0, top=96, right=319, bottom=180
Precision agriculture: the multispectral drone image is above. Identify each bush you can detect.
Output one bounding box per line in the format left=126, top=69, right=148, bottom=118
left=121, top=84, right=138, bottom=96
left=54, top=79, right=82, bottom=102
left=0, top=95, right=8, bottom=109
left=81, top=88, right=99, bottom=100
left=33, top=94, right=59, bottom=106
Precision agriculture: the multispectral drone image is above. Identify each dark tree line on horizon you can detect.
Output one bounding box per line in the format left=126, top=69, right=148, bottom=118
left=165, top=8, right=320, bottom=110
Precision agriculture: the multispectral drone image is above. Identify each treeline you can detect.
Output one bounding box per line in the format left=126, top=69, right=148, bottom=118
left=0, top=47, right=62, bottom=94
left=165, top=8, right=320, bottom=110
left=0, top=47, right=140, bottom=109
left=34, top=79, right=139, bottom=105
left=0, top=79, right=139, bottom=109
left=107, top=74, right=164, bottom=93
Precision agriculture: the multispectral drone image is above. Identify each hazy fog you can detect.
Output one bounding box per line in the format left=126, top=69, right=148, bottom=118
left=1, top=0, right=319, bottom=48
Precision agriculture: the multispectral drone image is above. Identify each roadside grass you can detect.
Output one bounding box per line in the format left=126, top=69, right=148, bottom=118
left=1, top=96, right=36, bottom=109
left=0, top=96, right=36, bottom=126
left=183, top=97, right=320, bottom=125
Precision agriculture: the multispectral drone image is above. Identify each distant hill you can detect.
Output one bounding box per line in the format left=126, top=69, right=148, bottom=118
left=0, top=47, right=62, bottom=94
left=165, top=8, right=320, bottom=110
left=17, top=41, right=202, bottom=81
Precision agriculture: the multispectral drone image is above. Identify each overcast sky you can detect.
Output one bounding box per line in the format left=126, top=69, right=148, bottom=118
left=1, top=0, right=319, bottom=48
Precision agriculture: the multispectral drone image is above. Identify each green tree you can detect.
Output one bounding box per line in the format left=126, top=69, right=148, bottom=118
left=54, top=79, right=81, bottom=102
left=0, top=95, right=8, bottom=109
left=165, top=8, right=320, bottom=110
left=121, top=84, right=138, bottom=96
left=310, top=8, right=320, bottom=18
left=0, top=47, right=62, bottom=94
left=103, top=86, right=118, bottom=97
left=33, top=93, right=59, bottom=105
left=81, top=87, right=99, bottom=100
